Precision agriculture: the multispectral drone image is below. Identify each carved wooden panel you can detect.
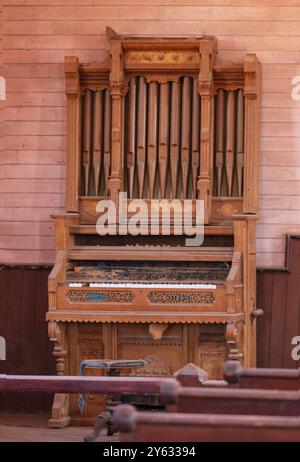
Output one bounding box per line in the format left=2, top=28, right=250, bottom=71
left=116, top=323, right=184, bottom=376
left=68, top=324, right=106, bottom=423
left=198, top=325, right=227, bottom=379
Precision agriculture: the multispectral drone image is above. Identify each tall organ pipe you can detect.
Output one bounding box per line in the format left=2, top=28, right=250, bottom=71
left=191, top=80, right=200, bottom=198
left=147, top=82, right=158, bottom=199
left=236, top=89, right=244, bottom=197
left=137, top=77, right=147, bottom=197
left=127, top=78, right=137, bottom=198
left=170, top=81, right=180, bottom=198
left=83, top=89, right=92, bottom=195
left=215, top=89, right=225, bottom=197
left=181, top=77, right=191, bottom=198
left=225, top=91, right=235, bottom=196
left=93, top=90, right=103, bottom=195
left=159, top=83, right=170, bottom=198
left=103, top=89, right=111, bottom=195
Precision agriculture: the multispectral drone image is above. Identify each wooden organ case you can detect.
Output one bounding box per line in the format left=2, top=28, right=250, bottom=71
left=46, top=28, right=261, bottom=426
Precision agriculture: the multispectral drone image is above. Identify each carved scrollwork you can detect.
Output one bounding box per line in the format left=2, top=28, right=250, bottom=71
left=68, top=290, right=134, bottom=304
left=148, top=291, right=216, bottom=305
left=48, top=321, right=68, bottom=376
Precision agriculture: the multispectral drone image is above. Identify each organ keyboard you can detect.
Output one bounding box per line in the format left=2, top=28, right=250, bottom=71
left=46, top=28, right=261, bottom=427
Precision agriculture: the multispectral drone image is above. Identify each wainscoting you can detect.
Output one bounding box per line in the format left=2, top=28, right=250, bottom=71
left=257, top=235, right=300, bottom=369
left=0, top=266, right=55, bottom=412
left=0, top=235, right=299, bottom=412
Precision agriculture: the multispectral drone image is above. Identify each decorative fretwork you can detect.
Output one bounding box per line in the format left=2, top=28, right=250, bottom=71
left=69, top=267, right=228, bottom=282
left=148, top=291, right=216, bottom=305
left=68, top=291, right=134, bottom=303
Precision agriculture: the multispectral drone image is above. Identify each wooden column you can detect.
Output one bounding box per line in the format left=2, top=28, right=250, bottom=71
left=107, top=29, right=127, bottom=205
left=233, top=215, right=258, bottom=367
left=243, top=54, right=261, bottom=214
left=65, top=57, right=81, bottom=212
left=197, top=38, right=216, bottom=224
left=48, top=322, right=71, bottom=428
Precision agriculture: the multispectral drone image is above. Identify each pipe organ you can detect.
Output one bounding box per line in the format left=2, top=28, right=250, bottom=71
left=47, top=28, right=261, bottom=426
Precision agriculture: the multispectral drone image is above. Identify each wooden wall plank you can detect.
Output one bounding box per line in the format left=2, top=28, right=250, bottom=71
left=268, top=273, right=288, bottom=367
left=257, top=272, right=273, bottom=367
left=2, top=2, right=300, bottom=266
left=0, top=267, right=55, bottom=412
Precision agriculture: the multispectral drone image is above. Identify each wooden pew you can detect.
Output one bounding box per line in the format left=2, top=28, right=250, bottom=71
left=0, top=363, right=213, bottom=397
left=114, top=405, right=300, bottom=442
left=224, top=361, right=300, bottom=390
left=160, top=381, right=300, bottom=416
left=0, top=374, right=177, bottom=396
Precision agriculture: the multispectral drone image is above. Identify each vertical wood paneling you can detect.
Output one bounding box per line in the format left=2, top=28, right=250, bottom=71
left=0, top=267, right=55, bottom=413
left=256, top=272, right=273, bottom=367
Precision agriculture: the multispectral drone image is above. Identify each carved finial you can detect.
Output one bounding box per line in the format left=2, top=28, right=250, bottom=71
left=223, top=360, right=242, bottom=384
left=106, top=26, right=121, bottom=41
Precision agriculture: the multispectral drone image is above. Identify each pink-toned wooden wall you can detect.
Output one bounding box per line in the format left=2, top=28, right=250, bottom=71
left=2, top=0, right=300, bottom=267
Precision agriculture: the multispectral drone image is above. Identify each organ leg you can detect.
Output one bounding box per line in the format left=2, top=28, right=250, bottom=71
left=226, top=322, right=244, bottom=363
left=48, top=321, right=71, bottom=428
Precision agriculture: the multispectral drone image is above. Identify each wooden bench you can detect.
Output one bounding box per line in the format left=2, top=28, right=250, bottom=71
left=224, top=361, right=300, bottom=390
left=114, top=404, right=300, bottom=442
left=0, top=374, right=177, bottom=396
left=160, top=381, right=300, bottom=416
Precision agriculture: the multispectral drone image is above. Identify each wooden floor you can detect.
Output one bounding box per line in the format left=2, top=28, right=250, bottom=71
left=0, top=413, right=118, bottom=442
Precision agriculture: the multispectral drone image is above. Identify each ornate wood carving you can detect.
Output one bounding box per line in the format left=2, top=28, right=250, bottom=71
left=197, top=37, right=217, bottom=224
left=48, top=29, right=261, bottom=422
left=48, top=321, right=71, bottom=428
left=68, top=290, right=134, bottom=304
left=148, top=292, right=216, bottom=305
